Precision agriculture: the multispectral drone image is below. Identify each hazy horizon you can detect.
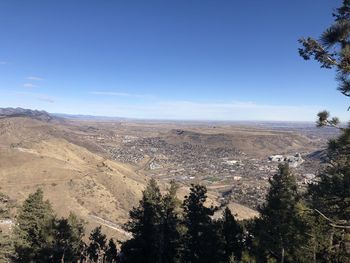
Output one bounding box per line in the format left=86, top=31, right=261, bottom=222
left=0, top=0, right=347, bottom=121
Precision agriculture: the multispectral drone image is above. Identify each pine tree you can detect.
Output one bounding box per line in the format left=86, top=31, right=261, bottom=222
left=14, top=188, right=55, bottom=263
left=300, top=1, right=350, bottom=259
left=256, top=165, right=310, bottom=263
left=301, top=209, right=334, bottom=263
left=182, top=184, right=224, bottom=263
left=105, top=238, right=118, bottom=263
left=52, top=213, right=85, bottom=262
left=309, top=128, right=350, bottom=222
left=0, top=193, right=15, bottom=262
left=307, top=128, right=350, bottom=261
left=121, top=179, right=164, bottom=263
left=160, top=181, right=183, bottom=263
left=0, top=230, right=13, bottom=263
left=299, top=0, right=350, bottom=110
left=87, top=226, right=107, bottom=263
left=120, top=179, right=183, bottom=263
left=219, top=207, right=244, bottom=262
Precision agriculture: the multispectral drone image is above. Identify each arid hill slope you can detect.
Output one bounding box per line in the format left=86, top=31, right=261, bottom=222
left=0, top=117, right=146, bottom=239
left=0, top=117, right=259, bottom=240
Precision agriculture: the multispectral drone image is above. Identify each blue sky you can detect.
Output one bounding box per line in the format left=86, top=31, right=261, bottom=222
left=0, top=0, right=347, bottom=121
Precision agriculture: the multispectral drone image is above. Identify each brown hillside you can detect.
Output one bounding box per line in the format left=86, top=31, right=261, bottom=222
left=0, top=117, right=259, bottom=239
left=0, top=117, right=146, bottom=239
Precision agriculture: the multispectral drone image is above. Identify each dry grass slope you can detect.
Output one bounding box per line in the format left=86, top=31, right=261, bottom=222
left=0, top=117, right=261, bottom=239
left=0, top=117, right=147, bottom=239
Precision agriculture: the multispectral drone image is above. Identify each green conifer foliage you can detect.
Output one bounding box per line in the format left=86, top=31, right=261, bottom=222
left=182, top=184, right=224, bottom=263
left=14, top=189, right=55, bottom=263
left=219, top=207, right=244, bottom=262
left=87, top=226, right=107, bottom=262
left=52, top=213, right=85, bottom=262
left=161, top=181, right=183, bottom=263
left=0, top=193, right=15, bottom=263
left=105, top=238, right=118, bottom=263
left=307, top=128, right=350, bottom=262
left=256, top=165, right=310, bottom=263
left=121, top=179, right=164, bottom=263
left=300, top=1, right=350, bottom=260
left=121, top=180, right=183, bottom=263
left=299, top=0, right=350, bottom=108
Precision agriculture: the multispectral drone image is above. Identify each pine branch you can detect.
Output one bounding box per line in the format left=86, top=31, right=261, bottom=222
left=302, top=208, right=350, bottom=229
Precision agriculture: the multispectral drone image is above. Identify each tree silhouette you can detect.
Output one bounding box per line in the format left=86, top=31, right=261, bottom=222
left=256, top=165, right=310, bottom=263
left=121, top=179, right=164, bottom=263
left=219, top=207, right=244, bottom=262
left=87, top=226, right=107, bottom=262
left=182, top=184, right=224, bottom=263
left=52, top=213, right=85, bottom=262
left=105, top=238, right=118, bottom=263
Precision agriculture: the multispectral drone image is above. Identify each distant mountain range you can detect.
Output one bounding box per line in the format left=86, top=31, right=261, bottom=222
left=0, top=107, right=127, bottom=122
left=0, top=107, right=53, bottom=122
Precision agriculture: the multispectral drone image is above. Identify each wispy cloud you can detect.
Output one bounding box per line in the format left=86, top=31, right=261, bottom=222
left=27, top=76, right=44, bottom=81
left=89, top=91, right=155, bottom=99
left=23, top=83, right=39, bottom=88
left=0, top=61, right=7, bottom=65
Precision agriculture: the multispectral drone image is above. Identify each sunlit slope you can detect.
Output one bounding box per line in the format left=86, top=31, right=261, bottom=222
left=0, top=117, right=259, bottom=239
left=0, top=117, right=146, bottom=238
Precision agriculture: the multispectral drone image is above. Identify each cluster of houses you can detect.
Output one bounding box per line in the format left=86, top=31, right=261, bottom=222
left=97, top=133, right=319, bottom=209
